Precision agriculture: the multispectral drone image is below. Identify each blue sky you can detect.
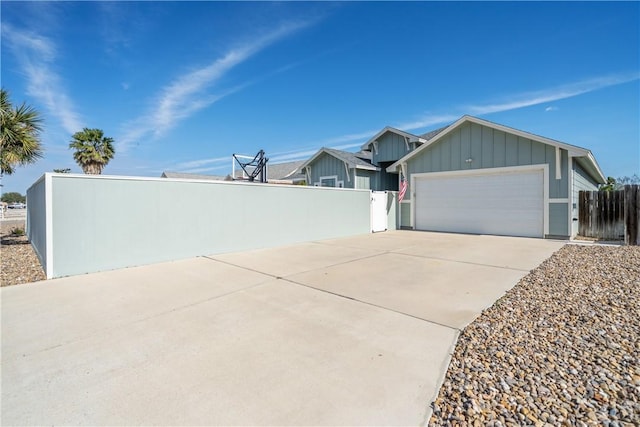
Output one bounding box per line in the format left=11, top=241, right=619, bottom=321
left=1, top=1, right=638, bottom=194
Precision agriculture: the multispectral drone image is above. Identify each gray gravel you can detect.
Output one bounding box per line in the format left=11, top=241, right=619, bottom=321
left=1, top=219, right=45, bottom=286
left=429, top=244, right=640, bottom=427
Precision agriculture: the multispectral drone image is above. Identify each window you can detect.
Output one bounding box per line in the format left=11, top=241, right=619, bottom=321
left=320, top=176, right=337, bottom=187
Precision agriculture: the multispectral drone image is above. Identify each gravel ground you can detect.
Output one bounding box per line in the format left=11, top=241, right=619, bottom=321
left=1, top=220, right=46, bottom=287
left=2, top=223, right=638, bottom=424
left=429, top=244, right=640, bottom=427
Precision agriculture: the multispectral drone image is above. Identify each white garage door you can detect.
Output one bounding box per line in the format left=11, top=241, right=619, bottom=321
left=414, top=168, right=544, bottom=238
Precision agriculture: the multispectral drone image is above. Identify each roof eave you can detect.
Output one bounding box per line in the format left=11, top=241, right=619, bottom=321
left=361, top=126, right=422, bottom=150
left=354, top=165, right=379, bottom=171
left=575, top=153, right=607, bottom=184
left=386, top=115, right=604, bottom=176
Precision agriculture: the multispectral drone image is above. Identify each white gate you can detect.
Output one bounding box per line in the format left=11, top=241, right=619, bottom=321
left=371, top=191, right=388, bottom=233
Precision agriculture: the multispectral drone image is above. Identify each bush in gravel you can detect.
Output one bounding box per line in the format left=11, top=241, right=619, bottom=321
left=9, top=227, right=25, bottom=236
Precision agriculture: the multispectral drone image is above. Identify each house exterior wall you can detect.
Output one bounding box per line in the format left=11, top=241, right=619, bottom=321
left=32, top=174, right=372, bottom=278
left=355, top=169, right=378, bottom=190
left=571, top=160, right=600, bottom=237
left=373, top=132, right=412, bottom=165
left=404, top=121, right=571, bottom=237
left=549, top=203, right=569, bottom=237
left=308, top=152, right=354, bottom=188
left=399, top=201, right=411, bottom=228
left=26, top=175, right=49, bottom=277
left=378, top=167, right=399, bottom=192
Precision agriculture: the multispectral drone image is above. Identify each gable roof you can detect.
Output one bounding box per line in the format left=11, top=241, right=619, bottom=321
left=361, top=126, right=427, bottom=151
left=420, top=125, right=450, bottom=141
left=298, top=147, right=379, bottom=172
left=387, top=115, right=606, bottom=183
left=266, top=160, right=306, bottom=181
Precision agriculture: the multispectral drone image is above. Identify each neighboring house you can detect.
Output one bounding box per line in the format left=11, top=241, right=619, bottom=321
left=298, top=148, right=380, bottom=189
left=233, top=160, right=306, bottom=184
left=386, top=115, right=605, bottom=239
left=264, top=160, right=306, bottom=184
left=161, top=171, right=232, bottom=181
left=299, top=126, right=446, bottom=191
left=162, top=160, right=306, bottom=185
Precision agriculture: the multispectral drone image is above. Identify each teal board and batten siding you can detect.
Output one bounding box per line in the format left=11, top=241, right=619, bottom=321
left=373, top=132, right=412, bottom=165
left=571, top=161, right=600, bottom=236
left=308, top=152, right=354, bottom=188
left=549, top=203, right=569, bottom=237
left=378, top=167, right=399, bottom=192
left=355, top=169, right=378, bottom=190
left=35, top=174, right=371, bottom=278
left=399, top=202, right=411, bottom=228
left=404, top=122, right=570, bottom=236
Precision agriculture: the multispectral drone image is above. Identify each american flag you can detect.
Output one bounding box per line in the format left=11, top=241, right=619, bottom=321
left=398, top=174, right=408, bottom=202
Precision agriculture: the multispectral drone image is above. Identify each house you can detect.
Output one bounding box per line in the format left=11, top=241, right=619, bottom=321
left=162, top=160, right=306, bottom=185
left=263, top=160, right=306, bottom=184
left=161, top=171, right=233, bottom=181
left=299, top=126, right=447, bottom=190
left=298, top=115, right=604, bottom=239
left=386, top=115, right=605, bottom=239
left=298, top=148, right=379, bottom=189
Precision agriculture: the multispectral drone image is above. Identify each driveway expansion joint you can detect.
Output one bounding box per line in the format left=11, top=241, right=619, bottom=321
left=281, top=276, right=461, bottom=332
left=394, top=251, right=531, bottom=272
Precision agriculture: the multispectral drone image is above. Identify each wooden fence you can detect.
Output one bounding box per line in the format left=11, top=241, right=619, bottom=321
left=578, top=185, right=639, bottom=244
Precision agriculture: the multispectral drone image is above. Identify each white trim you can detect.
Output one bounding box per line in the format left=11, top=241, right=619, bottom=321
left=343, top=162, right=351, bottom=182
left=400, top=163, right=407, bottom=180
left=305, top=166, right=311, bottom=184
left=361, top=126, right=424, bottom=151
left=45, top=173, right=54, bottom=279
left=549, top=198, right=569, bottom=203
left=410, top=173, right=415, bottom=229
left=386, top=115, right=605, bottom=183
left=403, top=136, right=410, bottom=151
left=319, top=175, right=339, bottom=188
left=354, top=164, right=378, bottom=171
left=372, top=140, right=379, bottom=155
left=411, top=164, right=549, bottom=237
left=299, top=147, right=378, bottom=172
left=555, top=146, right=562, bottom=180
left=569, top=157, right=575, bottom=237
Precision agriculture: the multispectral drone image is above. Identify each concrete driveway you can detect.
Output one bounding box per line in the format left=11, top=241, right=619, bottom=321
left=1, top=231, right=564, bottom=426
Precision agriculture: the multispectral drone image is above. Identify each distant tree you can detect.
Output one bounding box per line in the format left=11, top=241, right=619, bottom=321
left=599, top=175, right=640, bottom=191
left=1, top=192, right=26, bottom=204
left=53, top=168, right=71, bottom=173
left=616, top=174, right=640, bottom=187
left=599, top=176, right=617, bottom=192
left=0, top=88, right=44, bottom=175
left=69, top=128, right=115, bottom=174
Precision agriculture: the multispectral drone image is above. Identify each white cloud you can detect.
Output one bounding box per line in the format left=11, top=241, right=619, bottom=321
left=396, top=72, right=640, bottom=134
left=466, top=72, right=639, bottom=116
left=174, top=156, right=230, bottom=170
left=117, top=20, right=313, bottom=152
left=2, top=24, right=83, bottom=136
left=171, top=72, right=640, bottom=175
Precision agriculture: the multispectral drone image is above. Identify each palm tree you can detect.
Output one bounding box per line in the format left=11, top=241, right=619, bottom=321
left=69, top=128, right=115, bottom=174
left=0, top=88, right=44, bottom=175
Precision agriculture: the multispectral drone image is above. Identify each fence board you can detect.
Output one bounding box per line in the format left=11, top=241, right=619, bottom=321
left=579, top=185, right=639, bottom=244
left=625, top=185, right=639, bottom=245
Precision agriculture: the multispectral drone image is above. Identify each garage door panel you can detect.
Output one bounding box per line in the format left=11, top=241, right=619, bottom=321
left=415, top=170, right=543, bottom=238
